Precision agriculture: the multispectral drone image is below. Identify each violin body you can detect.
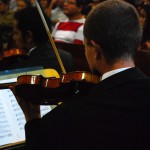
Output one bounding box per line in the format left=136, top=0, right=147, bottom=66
left=15, top=71, right=100, bottom=105
left=0, top=48, right=27, bottom=71
left=0, top=48, right=26, bottom=60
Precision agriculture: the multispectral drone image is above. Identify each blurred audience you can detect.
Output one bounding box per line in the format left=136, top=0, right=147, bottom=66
left=39, top=0, right=51, bottom=13
left=138, top=4, right=150, bottom=51
left=0, top=0, right=14, bottom=50
left=46, top=0, right=67, bottom=26
left=17, top=0, right=32, bottom=10
left=6, top=0, right=32, bottom=49
left=143, top=0, right=150, bottom=4
left=124, top=0, right=143, bottom=9
left=9, top=0, right=17, bottom=12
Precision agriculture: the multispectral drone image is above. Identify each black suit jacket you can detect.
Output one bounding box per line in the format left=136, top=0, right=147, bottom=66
left=8, top=43, right=73, bottom=73
left=25, top=68, right=150, bottom=150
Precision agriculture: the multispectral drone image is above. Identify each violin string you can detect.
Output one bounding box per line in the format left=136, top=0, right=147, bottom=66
left=34, top=0, right=66, bottom=74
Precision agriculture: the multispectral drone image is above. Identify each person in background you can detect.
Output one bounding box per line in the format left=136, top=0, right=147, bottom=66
left=13, top=0, right=150, bottom=150
left=143, top=0, right=150, bottom=4
left=0, top=0, right=14, bottom=27
left=52, top=0, right=86, bottom=44
left=0, top=35, right=3, bottom=51
left=83, top=0, right=105, bottom=16
left=9, top=0, right=32, bottom=12
left=39, top=0, right=51, bottom=13
left=124, top=0, right=143, bottom=8
left=17, top=0, right=32, bottom=10
left=138, top=4, right=150, bottom=51
left=46, top=0, right=67, bottom=26
left=7, top=6, right=73, bottom=73
left=0, top=0, right=14, bottom=50
left=2, top=0, right=32, bottom=51
left=9, top=0, right=17, bottom=12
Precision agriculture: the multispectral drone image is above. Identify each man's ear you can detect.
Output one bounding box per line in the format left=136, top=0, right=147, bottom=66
left=25, top=31, right=33, bottom=42
left=78, top=5, right=83, bottom=13
left=90, top=40, right=102, bottom=60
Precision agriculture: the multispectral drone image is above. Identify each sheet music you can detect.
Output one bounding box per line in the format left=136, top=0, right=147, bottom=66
left=0, top=89, right=51, bottom=146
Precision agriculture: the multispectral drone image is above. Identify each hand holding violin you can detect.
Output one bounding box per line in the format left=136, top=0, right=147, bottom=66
left=9, top=86, right=41, bottom=122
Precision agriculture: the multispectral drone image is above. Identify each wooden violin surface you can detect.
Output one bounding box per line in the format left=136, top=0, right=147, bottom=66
left=0, top=48, right=27, bottom=71
left=15, top=71, right=100, bottom=105
left=0, top=48, right=26, bottom=60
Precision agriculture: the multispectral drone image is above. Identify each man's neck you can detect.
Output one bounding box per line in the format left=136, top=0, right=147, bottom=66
left=101, top=67, right=132, bottom=81
left=68, top=14, right=85, bottom=21
left=100, top=59, right=135, bottom=75
left=26, top=42, right=37, bottom=51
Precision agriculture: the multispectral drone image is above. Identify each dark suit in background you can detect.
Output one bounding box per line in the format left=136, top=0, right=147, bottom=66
left=8, top=43, right=73, bottom=73
left=25, top=68, right=150, bottom=150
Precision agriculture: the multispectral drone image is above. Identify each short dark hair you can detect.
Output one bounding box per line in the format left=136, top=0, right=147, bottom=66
left=14, top=6, right=52, bottom=44
left=84, top=0, right=142, bottom=65
left=76, top=0, right=89, bottom=14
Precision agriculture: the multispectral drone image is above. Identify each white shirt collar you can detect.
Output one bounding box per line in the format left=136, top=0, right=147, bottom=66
left=101, top=67, right=132, bottom=81
left=27, top=47, right=36, bottom=56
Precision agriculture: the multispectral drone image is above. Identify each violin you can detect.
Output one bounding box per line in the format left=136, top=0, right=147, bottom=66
left=15, top=71, right=100, bottom=105
left=0, top=48, right=27, bottom=70
left=0, top=48, right=26, bottom=60
left=14, top=0, right=100, bottom=105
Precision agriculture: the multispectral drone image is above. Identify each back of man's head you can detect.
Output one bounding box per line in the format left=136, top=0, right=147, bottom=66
left=14, top=6, right=52, bottom=44
left=84, top=0, right=142, bottom=65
